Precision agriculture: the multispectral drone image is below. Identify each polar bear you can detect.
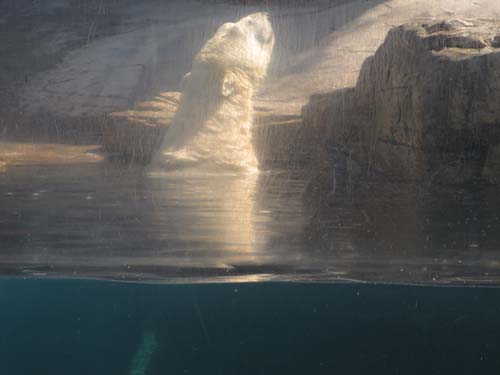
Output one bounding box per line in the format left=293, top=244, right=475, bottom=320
left=153, top=12, right=274, bottom=172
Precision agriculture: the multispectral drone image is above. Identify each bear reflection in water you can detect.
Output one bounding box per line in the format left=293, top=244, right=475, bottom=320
left=146, top=170, right=262, bottom=267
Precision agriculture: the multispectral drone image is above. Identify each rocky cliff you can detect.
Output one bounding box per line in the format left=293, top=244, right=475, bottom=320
left=303, top=20, right=500, bottom=183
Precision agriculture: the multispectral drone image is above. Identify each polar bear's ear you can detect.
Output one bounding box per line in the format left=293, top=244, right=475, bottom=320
left=180, top=72, right=191, bottom=91
left=222, top=74, right=236, bottom=97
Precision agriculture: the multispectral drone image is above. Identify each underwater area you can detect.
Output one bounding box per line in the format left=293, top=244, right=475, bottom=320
left=1, top=0, right=500, bottom=373
left=3, top=280, right=500, bottom=374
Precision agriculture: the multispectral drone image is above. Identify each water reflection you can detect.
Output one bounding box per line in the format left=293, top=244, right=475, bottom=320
left=146, top=170, right=261, bottom=267
left=1, top=157, right=500, bottom=284
left=0, top=157, right=309, bottom=281
left=142, top=166, right=310, bottom=272
left=304, top=167, right=500, bottom=284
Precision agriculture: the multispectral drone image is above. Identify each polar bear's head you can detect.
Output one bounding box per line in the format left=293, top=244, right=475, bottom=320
left=194, top=12, right=275, bottom=86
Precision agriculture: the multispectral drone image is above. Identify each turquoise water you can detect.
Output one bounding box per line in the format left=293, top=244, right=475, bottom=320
left=1, top=279, right=500, bottom=374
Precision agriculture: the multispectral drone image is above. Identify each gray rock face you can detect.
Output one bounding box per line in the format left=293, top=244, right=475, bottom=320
left=303, top=20, right=500, bottom=182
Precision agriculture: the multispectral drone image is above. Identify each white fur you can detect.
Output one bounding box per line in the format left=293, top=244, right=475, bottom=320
left=154, top=12, right=274, bottom=172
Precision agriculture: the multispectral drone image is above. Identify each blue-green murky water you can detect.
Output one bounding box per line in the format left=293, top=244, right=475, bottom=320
left=1, top=279, right=500, bottom=374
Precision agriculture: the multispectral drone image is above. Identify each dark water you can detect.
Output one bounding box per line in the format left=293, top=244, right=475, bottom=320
left=1, top=161, right=500, bottom=285
left=1, top=279, right=500, bottom=375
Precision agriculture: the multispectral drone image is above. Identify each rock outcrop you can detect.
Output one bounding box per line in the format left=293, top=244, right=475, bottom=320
left=102, top=91, right=304, bottom=164
left=103, top=92, right=180, bottom=162
left=303, top=20, right=500, bottom=183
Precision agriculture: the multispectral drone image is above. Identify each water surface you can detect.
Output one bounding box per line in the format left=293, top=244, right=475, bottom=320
left=1, top=157, right=499, bottom=285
